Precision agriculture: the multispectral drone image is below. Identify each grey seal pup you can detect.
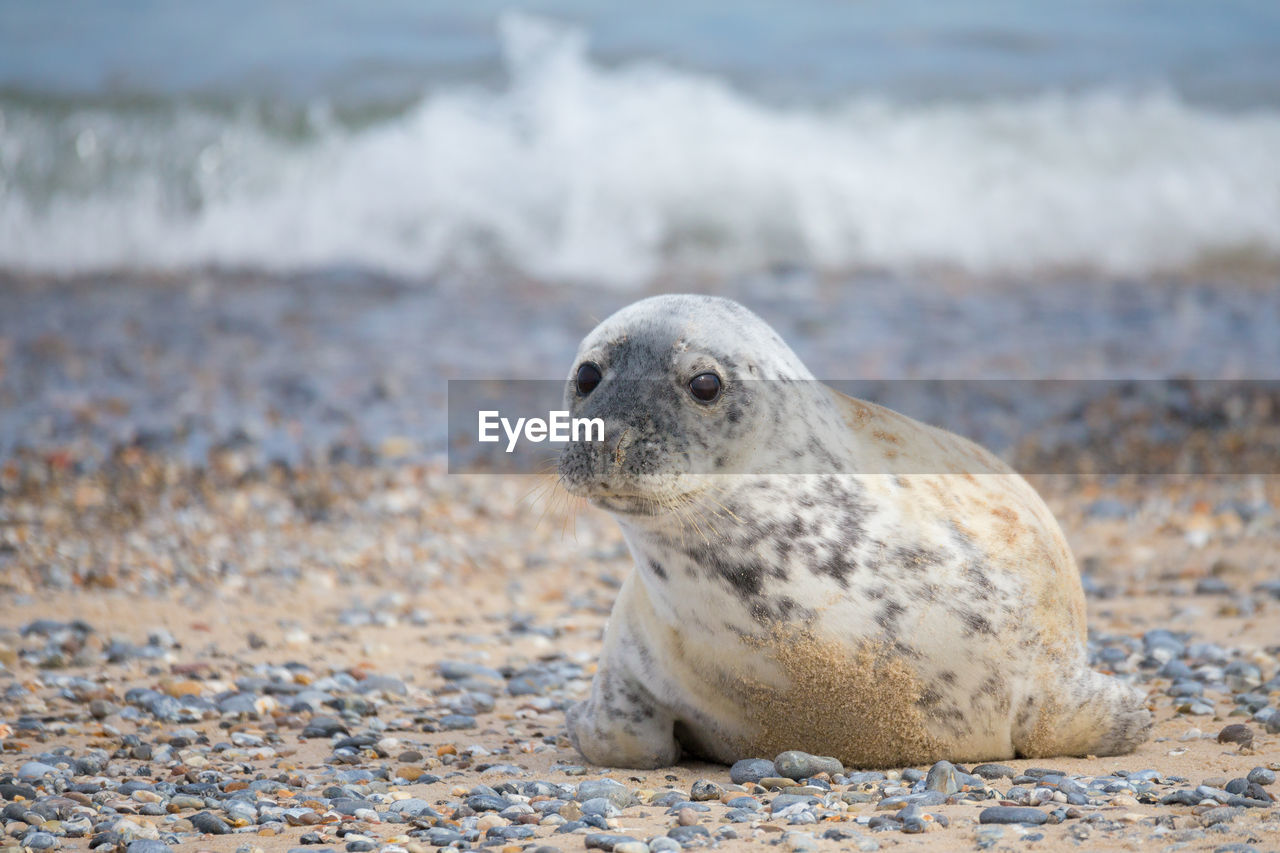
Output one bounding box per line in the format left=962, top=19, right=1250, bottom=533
left=558, top=294, right=1150, bottom=769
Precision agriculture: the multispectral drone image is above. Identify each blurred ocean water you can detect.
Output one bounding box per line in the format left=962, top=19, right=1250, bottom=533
left=2, top=1, right=1279, bottom=284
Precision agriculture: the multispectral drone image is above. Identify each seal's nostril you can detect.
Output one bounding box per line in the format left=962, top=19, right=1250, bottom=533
left=612, top=428, right=633, bottom=470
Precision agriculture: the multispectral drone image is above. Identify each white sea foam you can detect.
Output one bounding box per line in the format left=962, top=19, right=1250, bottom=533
left=3, top=15, right=1279, bottom=284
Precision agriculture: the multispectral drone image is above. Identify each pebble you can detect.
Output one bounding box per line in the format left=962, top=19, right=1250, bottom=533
left=124, top=843, right=169, bottom=853
left=668, top=825, right=709, bottom=843
left=689, top=779, right=723, bottom=801
left=1217, top=724, right=1254, bottom=748
left=584, top=834, right=640, bottom=851
left=774, top=750, right=843, bottom=780
left=576, top=779, right=633, bottom=809
left=924, top=760, right=960, bottom=794
left=730, top=758, right=776, bottom=784
left=1246, top=767, right=1275, bottom=786
left=16, top=763, right=59, bottom=783
left=979, top=806, right=1050, bottom=825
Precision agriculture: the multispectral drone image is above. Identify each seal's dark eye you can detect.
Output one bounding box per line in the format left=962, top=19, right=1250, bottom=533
left=576, top=362, right=602, bottom=396
left=688, top=372, right=721, bottom=403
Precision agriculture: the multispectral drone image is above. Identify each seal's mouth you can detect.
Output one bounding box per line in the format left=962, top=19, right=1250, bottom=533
left=589, top=493, right=666, bottom=516
left=559, top=477, right=701, bottom=517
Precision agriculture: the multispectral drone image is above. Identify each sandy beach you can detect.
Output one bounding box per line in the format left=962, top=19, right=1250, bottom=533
left=2, top=273, right=1279, bottom=853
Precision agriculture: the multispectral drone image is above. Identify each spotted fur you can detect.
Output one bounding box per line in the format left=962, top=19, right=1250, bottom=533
left=560, top=295, right=1151, bottom=769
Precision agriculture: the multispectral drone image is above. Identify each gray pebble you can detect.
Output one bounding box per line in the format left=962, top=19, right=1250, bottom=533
left=300, top=716, right=348, bottom=738
left=978, top=806, right=1049, bottom=825
left=580, top=797, right=620, bottom=818
left=438, top=714, right=475, bottom=730
left=584, top=834, right=641, bottom=852
left=668, top=825, right=710, bottom=842
left=774, top=750, right=842, bottom=780
left=189, top=811, right=232, bottom=834
left=1201, top=806, right=1242, bottom=826
left=16, top=763, right=59, bottom=782
left=689, top=780, right=723, bottom=801
left=124, top=843, right=170, bottom=853
left=438, top=660, right=504, bottom=683
left=730, top=758, right=776, bottom=785
left=576, top=779, right=633, bottom=808
left=971, top=764, right=1015, bottom=781
left=770, top=793, right=821, bottom=813
left=924, top=760, right=959, bottom=794
left=386, top=797, right=435, bottom=816
left=1247, top=767, right=1275, bottom=786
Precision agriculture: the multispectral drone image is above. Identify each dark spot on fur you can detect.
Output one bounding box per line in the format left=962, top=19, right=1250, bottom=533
left=977, top=674, right=1005, bottom=697
left=875, top=599, right=906, bottom=632
left=958, top=609, right=996, bottom=636
left=648, top=559, right=667, bottom=580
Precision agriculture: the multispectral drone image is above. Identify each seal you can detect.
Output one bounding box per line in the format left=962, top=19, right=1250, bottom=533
left=558, top=294, right=1151, bottom=769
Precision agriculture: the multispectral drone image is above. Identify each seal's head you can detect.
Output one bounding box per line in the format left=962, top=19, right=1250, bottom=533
left=557, top=294, right=816, bottom=516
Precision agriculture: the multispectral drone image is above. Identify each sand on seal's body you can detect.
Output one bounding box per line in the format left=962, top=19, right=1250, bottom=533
left=558, top=294, right=1152, bottom=769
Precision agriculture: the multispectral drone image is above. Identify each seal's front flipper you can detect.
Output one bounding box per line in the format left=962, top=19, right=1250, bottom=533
left=565, top=668, right=680, bottom=769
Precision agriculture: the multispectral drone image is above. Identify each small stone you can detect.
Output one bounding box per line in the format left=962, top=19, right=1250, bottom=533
left=667, top=825, right=709, bottom=843
left=774, top=750, right=842, bottom=780
left=16, top=763, right=59, bottom=782
left=758, top=777, right=799, bottom=790
left=730, top=758, right=776, bottom=785
left=978, top=807, right=1049, bottom=825
left=438, top=714, right=475, bottom=730
left=580, top=797, right=619, bottom=818
left=124, top=843, right=170, bottom=853
left=676, top=807, right=699, bottom=826
left=783, top=831, right=817, bottom=852
left=576, top=779, right=633, bottom=809
left=584, top=834, right=641, bottom=851
left=1195, top=578, right=1233, bottom=595
left=189, top=811, right=232, bottom=834
left=689, top=780, right=723, bottom=801
left=1217, top=724, right=1254, bottom=749
left=1200, top=806, right=1242, bottom=826
left=924, top=760, right=959, bottom=795
left=1246, top=767, right=1275, bottom=786
left=301, top=716, right=348, bottom=738
left=770, top=793, right=820, bottom=813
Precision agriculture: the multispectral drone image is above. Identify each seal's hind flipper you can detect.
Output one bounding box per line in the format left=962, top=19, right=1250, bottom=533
left=1014, top=669, right=1151, bottom=758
